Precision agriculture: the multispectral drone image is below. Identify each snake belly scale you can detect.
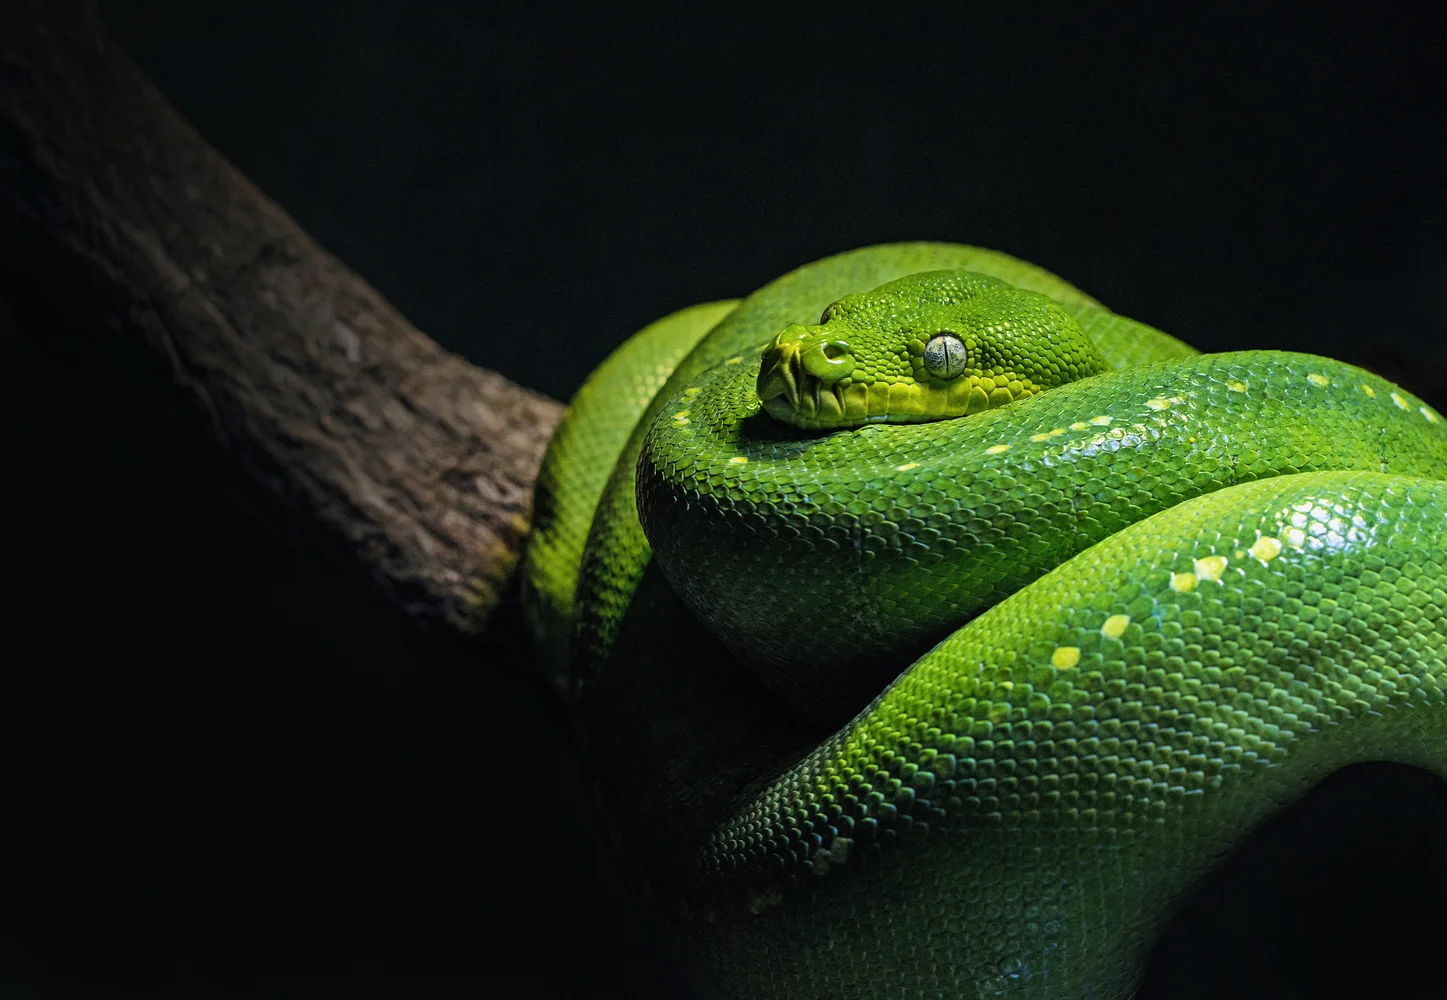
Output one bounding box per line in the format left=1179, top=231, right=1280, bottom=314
left=521, top=243, right=1447, bottom=998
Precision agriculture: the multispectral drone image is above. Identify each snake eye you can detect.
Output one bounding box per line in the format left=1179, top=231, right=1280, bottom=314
left=820, top=300, right=841, bottom=324
left=923, top=332, right=968, bottom=380
left=822, top=342, right=847, bottom=360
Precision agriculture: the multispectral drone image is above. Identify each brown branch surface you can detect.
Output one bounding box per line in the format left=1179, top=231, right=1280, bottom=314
left=0, top=1, right=562, bottom=633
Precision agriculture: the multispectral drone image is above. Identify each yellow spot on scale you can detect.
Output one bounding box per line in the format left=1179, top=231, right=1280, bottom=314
left=1101, top=614, right=1130, bottom=640
left=1170, top=572, right=1198, bottom=593
left=1193, top=555, right=1227, bottom=582
left=1070, top=421, right=1090, bottom=431
left=1227, top=380, right=1248, bottom=392
left=895, top=462, right=920, bottom=472
left=1391, top=392, right=1410, bottom=410
left=1234, top=548, right=1247, bottom=560
left=1049, top=427, right=1068, bottom=436
left=673, top=410, right=691, bottom=421
left=1281, top=526, right=1307, bottom=549
left=1423, top=407, right=1440, bottom=424
left=1145, top=397, right=1171, bottom=411
left=683, top=386, right=702, bottom=396
left=1052, top=646, right=1081, bottom=670
left=984, top=444, right=1011, bottom=455
left=725, top=356, right=743, bottom=365
left=1307, top=373, right=1331, bottom=387
left=1030, top=432, right=1051, bottom=442
left=1089, top=415, right=1113, bottom=426
left=1361, top=384, right=1376, bottom=398
left=1249, top=536, right=1283, bottom=562
left=728, top=456, right=748, bottom=465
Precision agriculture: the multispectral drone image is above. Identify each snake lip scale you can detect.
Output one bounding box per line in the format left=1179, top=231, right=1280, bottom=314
left=523, top=243, right=1447, bottom=999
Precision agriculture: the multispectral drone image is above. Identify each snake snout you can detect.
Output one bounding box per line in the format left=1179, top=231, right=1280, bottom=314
left=757, top=327, right=809, bottom=408
left=758, top=326, right=857, bottom=419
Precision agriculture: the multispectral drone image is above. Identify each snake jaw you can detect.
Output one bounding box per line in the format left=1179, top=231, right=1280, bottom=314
left=814, top=380, right=845, bottom=423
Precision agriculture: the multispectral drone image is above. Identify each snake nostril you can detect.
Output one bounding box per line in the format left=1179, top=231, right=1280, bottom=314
left=801, top=339, right=855, bottom=382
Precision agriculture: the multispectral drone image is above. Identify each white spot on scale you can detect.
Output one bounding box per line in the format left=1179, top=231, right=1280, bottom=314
left=1100, top=614, right=1130, bottom=640
left=1193, top=555, right=1227, bottom=582
left=1052, top=646, right=1080, bottom=669
left=1249, top=536, right=1283, bottom=562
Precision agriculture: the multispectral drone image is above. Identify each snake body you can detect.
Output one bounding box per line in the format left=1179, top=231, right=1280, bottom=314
left=522, top=243, right=1447, bottom=998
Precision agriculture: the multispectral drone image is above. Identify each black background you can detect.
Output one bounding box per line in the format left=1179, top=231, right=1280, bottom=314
left=5, top=1, right=1447, bottom=997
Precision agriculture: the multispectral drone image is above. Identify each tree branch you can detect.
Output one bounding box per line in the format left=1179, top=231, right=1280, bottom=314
left=0, top=0, right=561, bottom=635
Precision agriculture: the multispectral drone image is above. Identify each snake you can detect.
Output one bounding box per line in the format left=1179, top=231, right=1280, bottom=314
left=521, top=243, right=1447, bottom=999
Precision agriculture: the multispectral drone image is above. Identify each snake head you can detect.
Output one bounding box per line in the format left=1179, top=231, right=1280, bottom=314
left=756, top=270, right=1108, bottom=430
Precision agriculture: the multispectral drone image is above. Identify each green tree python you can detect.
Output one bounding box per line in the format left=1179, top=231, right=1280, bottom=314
left=521, top=243, right=1447, bottom=999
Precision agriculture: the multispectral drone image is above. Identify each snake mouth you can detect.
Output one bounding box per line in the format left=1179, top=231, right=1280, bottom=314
left=759, top=368, right=855, bottom=427
left=759, top=359, right=1040, bottom=431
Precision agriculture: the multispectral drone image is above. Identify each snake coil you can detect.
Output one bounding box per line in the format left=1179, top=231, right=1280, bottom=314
left=523, top=243, right=1447, bottom=999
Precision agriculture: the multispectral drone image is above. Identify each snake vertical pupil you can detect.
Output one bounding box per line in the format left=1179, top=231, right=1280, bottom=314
left=924, top=332, right=968, bottom=380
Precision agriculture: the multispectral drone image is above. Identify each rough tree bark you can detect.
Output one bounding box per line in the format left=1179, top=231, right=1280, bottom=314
left=0, top=0, right=562, bottom=636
